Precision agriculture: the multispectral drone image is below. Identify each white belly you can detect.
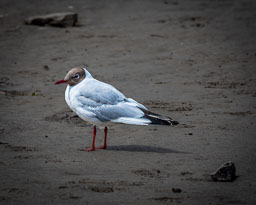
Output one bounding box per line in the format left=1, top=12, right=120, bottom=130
left=64, top=85, right=105, bottom=126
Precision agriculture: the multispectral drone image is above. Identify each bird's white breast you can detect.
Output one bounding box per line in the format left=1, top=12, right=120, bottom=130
left=64, top=83, right=104, bottom=126
left=65, top=85, right=72, bottom=111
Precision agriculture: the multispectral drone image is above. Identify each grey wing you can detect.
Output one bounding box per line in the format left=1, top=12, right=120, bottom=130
left=77, top=96, right=145, bottom=122
left=74, top=80, right=147, bottom=122
left=80, top=79, right=126, bottom=105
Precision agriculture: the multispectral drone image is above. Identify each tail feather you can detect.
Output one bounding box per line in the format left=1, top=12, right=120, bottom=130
left=140, top=108, right=179, bottom=126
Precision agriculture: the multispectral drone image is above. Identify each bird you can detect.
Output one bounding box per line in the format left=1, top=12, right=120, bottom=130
left=55, top=67, right=179, bottom=151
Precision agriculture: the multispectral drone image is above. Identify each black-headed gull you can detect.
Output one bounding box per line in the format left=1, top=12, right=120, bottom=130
left=55, top=67, right=178, bottom=151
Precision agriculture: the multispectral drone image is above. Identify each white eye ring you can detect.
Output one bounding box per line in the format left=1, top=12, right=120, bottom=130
left=75, top=73, right=80, bottom=79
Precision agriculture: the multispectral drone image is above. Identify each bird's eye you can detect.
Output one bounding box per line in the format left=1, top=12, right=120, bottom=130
left=74, top=73, right=80, bottom=79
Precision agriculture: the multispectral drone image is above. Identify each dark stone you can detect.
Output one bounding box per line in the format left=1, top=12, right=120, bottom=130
left=211, top=161, right=236, bottom=182
left=25, top=12, right=78, bottom=27
left=43, top=65, right=50, bottom=70
left=172, top=188, right=182, bottom=193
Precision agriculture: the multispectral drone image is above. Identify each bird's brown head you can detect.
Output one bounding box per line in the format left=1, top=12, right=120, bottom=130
left=55, top=67, right=86, bottom=86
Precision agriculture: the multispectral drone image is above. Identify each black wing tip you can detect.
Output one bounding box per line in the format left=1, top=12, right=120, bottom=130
left=149, top=119, right=179, bottom=126
left=139, top=107, right=179, bottom=126
left=171, top=120, right=179, bottom=126
left=147, top=117, right=179, bottom=126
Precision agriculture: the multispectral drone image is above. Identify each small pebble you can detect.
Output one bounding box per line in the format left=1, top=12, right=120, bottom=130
left=172, top=188, right=182, bottom=193
left=43, top=65, right=50, bottom=71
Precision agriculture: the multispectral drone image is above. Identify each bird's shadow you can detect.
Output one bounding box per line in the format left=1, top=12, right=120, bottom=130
left=106, top=145, right=188, bottom=154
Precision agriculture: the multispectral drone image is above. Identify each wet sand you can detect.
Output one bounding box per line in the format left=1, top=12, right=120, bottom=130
left=0, top=0, right=256, bottom=204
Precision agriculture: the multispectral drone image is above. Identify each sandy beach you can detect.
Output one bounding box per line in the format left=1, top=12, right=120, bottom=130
left=0, top=0, right=256, bottom=204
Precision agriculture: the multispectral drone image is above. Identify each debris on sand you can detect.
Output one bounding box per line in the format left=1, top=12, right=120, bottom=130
left=211, top=161, right=236, bottom=182
left=43, top=65, right=50, bottom=71
left=24, top=12, right=78, bottom=27
left=172, top=188, right=182, bottom=193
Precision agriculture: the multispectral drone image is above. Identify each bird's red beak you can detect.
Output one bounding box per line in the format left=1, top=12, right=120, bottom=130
left=55, top=79, right=68, bottom=85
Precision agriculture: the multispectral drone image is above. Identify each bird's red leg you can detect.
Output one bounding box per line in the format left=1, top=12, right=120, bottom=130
left=86, top=125, right=96, bottom=152
left=96, top=127, right=108, bottom=149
